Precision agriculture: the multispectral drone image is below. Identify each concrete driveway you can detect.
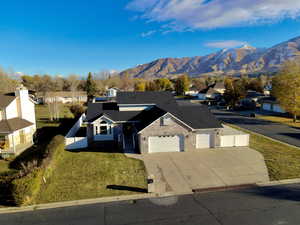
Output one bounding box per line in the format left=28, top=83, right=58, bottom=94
left=141, top=148, right=269, bottom=194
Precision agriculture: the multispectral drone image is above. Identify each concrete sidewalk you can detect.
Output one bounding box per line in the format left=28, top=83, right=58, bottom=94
left=141, top=148, right=269, bottom=194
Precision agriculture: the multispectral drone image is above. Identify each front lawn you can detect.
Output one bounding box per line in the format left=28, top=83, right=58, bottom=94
left=228, top=124, right=300, bottom=181
left=257, top=115, right=300, bottom=128
left=36, top=150, right=147, bottom=204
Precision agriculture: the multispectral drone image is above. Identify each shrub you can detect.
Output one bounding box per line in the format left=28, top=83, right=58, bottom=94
left=69, top=104, right=85, bottom=118
left=11, top=135, right=65, bottom=206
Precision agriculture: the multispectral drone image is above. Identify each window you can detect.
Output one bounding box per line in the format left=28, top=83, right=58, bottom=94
left=160, top=115, right=172, bottom=126
left=0, top=135, right=9, bottom=149
left=100, top=126, right=108, bottom=135
left=95, top=120, right=112, bottom=135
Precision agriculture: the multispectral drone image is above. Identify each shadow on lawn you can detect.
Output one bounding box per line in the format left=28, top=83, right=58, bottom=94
left=107, top=185, right=147, bottom=193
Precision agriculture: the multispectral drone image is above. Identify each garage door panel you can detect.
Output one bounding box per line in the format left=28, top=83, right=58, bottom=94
left=196, top=134, right=211, bottom=149
left=220, top=135, right=235, bottom=147
left=148, top=135, right=184, bottom=153
left=234, top=135, right=249, bottom=147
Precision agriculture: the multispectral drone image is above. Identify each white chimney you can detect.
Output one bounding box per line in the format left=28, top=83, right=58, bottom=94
left=15, top=85, right=36, bottom=126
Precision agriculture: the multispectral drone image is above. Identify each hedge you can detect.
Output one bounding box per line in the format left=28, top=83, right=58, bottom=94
left=11, top=135, right=65, bottom=206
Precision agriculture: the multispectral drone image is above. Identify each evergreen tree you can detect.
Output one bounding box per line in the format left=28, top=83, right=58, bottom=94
left=86, top=72, right=97, bottom=102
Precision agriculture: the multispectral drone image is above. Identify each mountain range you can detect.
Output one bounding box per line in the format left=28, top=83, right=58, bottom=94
left=120, top=36, right=300, bottom=78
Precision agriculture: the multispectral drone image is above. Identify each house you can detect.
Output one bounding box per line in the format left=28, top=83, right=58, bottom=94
left=197, top=82, right=225, bottom=100
left=213, top=82, right=226, bottom=94
left=184, top=86, right=199, bottom=96
left=79, top=91, right=248, bottom=154
left=106, top=88, right=119, bottom=98
left=0, top=86, right=36, bottom=156
left=37, top=91, right=87, bottom=104
left=260, top=97, right=285, bottom=113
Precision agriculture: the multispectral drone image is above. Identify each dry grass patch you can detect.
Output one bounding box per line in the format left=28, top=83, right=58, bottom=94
left=36, top=150, right=147, bottom=204
left=257, top=115, right=300, bottom=128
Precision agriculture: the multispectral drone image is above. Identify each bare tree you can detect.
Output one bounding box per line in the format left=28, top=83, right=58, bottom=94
left=67, top=74, right=80, bottom=103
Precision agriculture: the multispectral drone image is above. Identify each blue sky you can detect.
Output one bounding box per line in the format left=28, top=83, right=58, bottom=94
left=1, top=0, right=300, bottom=76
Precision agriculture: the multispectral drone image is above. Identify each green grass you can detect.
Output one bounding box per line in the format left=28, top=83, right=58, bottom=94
left=0, top=104, right=73, bottom=174
left=0, top=160, right=11, bottom=174
left=256, top=115, right=300, bottom=128
left=228, top=124, right=300, bottom=181
left=36, top=150, right=147, bottom=204
left=35, top=104, right=73, bottom=129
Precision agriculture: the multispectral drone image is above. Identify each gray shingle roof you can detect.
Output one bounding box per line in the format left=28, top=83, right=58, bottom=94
left=0, top=93, right=16, bottom=109
left=86, top=92, right=222, bottom=130
left=0, top=118, right=33, bottom=133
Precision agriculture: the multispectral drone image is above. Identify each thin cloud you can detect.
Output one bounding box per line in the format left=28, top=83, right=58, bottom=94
left=141, top=30, right=157, bottom=37
left=205, top=40, right=248, bottom=48
left=127, top=0, right=300, bottom=31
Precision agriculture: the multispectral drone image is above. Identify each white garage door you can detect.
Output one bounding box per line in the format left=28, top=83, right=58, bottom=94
left=234, top=134, right=249, bottom=147
left=262, top=103, right=271, bottom=111
left=148, top=135, right=183, bottom=153
left=196, top=134, right=211, bottom=149
left=220, top=135, right=235, bottom=147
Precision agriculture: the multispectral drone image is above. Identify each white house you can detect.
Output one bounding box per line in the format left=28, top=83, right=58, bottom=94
left=0, top=86, right=36, bottom=156
left=106, top=88, right=119, bottom=98
left=37, top=91, right=87, bottom=104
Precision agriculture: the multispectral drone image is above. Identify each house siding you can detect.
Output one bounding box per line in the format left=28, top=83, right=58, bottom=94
left=138, top=116, right=218, bottom=154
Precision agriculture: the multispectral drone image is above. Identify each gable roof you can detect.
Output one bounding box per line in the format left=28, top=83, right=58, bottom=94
left=0, top=93, right=16, bottom=109
left=174, top=105, right=222, bottom=129
left=0, top=118, right=33, bottom=133
left=213, top=82, right=225, bottom=90
left=87, top=92, right=222, bottom=130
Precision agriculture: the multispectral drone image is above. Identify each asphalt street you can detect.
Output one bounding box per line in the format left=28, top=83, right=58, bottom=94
left=213, top=109, right=300, bottom=148
left=1, top=183, right=300, bottom=225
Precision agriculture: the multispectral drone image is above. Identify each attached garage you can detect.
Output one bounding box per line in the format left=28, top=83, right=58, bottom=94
left=219, top=125, right=249, bottom=147
left=196, top=134, right=212, bottom=149
left=148, top=135, right=184, bottom=153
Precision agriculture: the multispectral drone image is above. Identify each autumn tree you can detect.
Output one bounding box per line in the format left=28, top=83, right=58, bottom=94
left=272, top=60, right=300, bottom=122
left=175, top=74, right=190, bottom=95
left=154, top=78, right=173, bottom=91
left=224, top=77, right=247, bottom=108
left=247, top=78, right=263, bottom=93
left=134, top=81, right=146, bottom=91
left=192, top=78, right=206, bottom=91
left=86, top=72, right=97, bottom=102
left=145, top=81, right=159, bottom=91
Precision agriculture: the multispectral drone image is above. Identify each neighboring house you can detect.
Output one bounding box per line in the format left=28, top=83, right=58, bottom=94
left=263, top=83, right=272, bottom=96
left=0, top=86, right=36, bottom=156
left=260, top=97, right=285, bottom=113
left=213, top=82, right=226, bottom=94
left=80, top=92, right=248, bottom=154
left=185, top=86, right=199, bottom=96
left=106, top=88, right=119, bottom=98
left=37, top=91, right=87, bottom=104
left=197, top=82, right=225, bottom=100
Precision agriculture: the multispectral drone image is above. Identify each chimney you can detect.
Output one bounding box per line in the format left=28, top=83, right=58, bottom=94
left=15, top=85, right=36, bottom=126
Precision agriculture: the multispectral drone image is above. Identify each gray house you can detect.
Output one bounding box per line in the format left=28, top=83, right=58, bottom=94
left=85, top=92, right=225, bottom=154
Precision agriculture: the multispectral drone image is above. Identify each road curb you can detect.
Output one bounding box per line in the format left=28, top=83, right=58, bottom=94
left=0, top=191, right=192, bottom=214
